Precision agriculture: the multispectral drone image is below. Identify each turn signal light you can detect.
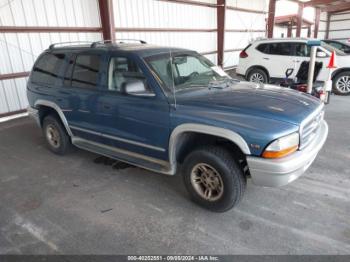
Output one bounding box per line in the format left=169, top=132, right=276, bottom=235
left=262, top=145, right=298, bottom=159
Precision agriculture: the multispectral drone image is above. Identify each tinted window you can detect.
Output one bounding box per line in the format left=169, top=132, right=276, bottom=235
left=269, top=43, right=291, bottom=56
left=71, top=55, right=100, bottom=89
left=256, top=44, right=269, bottom=54
left=293, top=43, right=311, bottom=57
left=31, top=53, right=66, bottom=85
left=108, top=56, right=147, bottom=92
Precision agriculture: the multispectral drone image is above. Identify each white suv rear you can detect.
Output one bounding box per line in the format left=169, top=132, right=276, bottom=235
left=237, top=38, right=350, bottom=95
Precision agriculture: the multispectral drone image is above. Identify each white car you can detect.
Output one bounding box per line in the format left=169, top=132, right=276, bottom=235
left=237, top=38, right=350, bottom=95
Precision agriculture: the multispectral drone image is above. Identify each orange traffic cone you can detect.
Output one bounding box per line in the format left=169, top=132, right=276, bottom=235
left=327, top=51, right=337, bottom=69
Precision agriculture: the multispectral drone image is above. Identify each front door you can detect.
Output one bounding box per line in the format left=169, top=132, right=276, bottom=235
left=97, top=54, right=170, bottom=161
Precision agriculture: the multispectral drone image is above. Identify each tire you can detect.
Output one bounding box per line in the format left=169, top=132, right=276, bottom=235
left=182, top=146, right=246, bottom=212
left=247, top=68, right=268, bottom=84
left=42, top=115, right=71, bottom=155
left=333, top=71, right=350, bottom=95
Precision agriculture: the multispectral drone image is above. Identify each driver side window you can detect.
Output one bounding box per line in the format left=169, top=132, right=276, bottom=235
left=108, top=56, right=148, bottom=93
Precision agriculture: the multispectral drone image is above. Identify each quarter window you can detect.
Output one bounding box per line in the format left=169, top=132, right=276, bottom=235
left=69, top=54, right=101, bottom=89
left=108, top=56, right=147, bottom=92
left=31, top=53, right=66, bottom=85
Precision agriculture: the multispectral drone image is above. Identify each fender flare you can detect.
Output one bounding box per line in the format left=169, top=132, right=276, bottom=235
left=34, top=99, right=73, bottom=137
left=168, top=123, right=251, bottom=174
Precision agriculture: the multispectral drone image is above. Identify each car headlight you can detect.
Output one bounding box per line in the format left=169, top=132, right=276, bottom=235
left=262, top=132, right=299, bottom=159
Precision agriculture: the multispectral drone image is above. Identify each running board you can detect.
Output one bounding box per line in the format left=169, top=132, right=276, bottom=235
left=72, top=137, right=173, bottom=175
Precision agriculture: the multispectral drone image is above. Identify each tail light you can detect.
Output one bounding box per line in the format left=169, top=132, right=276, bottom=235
left=240, top=50, right=248, bottom=58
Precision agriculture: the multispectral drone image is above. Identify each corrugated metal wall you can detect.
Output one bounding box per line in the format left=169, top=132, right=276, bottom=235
left=113, top=0, right=218, bottom=64
left=224, top=0, right=267, bottom=68
left=328, top=12, right=350, bottom=41
left=0, top=0, right=102, bottom=116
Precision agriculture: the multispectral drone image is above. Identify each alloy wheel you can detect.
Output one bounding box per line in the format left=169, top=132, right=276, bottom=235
left=190, top=163, right=224, bottom=202
left=336, top=75, right=350, bottom=94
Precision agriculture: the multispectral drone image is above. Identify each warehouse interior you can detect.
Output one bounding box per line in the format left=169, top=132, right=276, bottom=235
left=0, top=0, right=350, bottom=256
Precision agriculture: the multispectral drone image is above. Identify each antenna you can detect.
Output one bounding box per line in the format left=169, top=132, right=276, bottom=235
left=169, top=48, right=177, bottom=109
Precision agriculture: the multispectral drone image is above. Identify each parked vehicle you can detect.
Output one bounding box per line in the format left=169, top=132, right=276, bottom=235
left=322, top=39, right=350, bottom=54
left=237, top=38, right=350, bottom=95
left=27, top=41, right=328, bottom=212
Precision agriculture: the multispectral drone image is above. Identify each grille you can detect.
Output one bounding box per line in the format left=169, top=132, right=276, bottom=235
left=300, top=107, right=324, bottom=150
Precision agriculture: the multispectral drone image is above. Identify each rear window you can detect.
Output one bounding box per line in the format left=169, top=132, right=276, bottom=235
left=31, top=53, right=66, bottom=85
left=65, top=54, right=101, bottom=89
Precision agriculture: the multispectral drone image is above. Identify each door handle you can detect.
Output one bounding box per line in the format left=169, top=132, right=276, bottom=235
left=293, top=60, right=301, bottom=63
left=263, top=57, right=269, bottom=60
left=103, top=104, right=111, bottom=109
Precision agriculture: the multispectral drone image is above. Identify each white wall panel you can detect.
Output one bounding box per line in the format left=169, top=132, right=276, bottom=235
left=328, top=13, right=350, bottom=40
left=227, top=0, right=268, bottom=11
left=116, top=31, right=217, bottom=53
left=114, top=0, right=216, bottom=29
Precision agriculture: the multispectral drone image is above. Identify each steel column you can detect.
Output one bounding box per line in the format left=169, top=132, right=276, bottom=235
left=296, top=3, right=303, bottom=37
left=314, top=8, right=321, bottom=38
left=287, top=22, right=292, bottom=37
left=217, top=0, right=226, bottom=67
left=325, top=13, right=331, bottom=39
left=267, top=0, right=276, bottom=38
left=98, top=0, right=115, bottom=41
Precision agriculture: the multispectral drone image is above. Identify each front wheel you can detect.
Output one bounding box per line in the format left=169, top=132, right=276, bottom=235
left=182, top=146, right=246, bottom=212
left=333, top=72, right=350, bottom=95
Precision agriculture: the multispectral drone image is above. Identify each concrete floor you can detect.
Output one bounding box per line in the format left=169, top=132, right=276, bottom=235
left=0, top=96, right=349, bottom=255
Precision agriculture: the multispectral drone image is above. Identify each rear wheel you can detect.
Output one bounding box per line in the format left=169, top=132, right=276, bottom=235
left=247, top=68, right=268, bottom=84
left=42, top=115, right=71, bottom=155
left=333, top=72, right=350, bottom=95
left=182, top=146, right=246, bottom=212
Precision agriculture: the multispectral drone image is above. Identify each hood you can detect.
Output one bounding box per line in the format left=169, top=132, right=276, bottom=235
left=175, top=81, right=322, bottom=125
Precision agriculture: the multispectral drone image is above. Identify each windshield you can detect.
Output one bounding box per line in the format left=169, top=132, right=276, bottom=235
left=321, top=41, right=346, bottom=56
left=145, top=52, right=231, bottom=94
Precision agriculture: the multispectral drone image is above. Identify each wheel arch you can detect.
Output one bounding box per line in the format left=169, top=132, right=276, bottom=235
left=331, top=68, right=350, bottom=79
left=34, top=100, right=73, bottom=136
left=169, top=124, right=251, bottom=174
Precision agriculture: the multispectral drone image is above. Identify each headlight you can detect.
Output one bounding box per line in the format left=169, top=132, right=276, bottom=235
left=262, top=132, right=299, bottom=159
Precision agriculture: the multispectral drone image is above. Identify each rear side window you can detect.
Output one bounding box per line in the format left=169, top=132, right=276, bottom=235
left=66, top=54, right=100, bottom=89
left=256, top=44, right=269, bottom=54
left=269, top=43, right=291, bottom=56
left=31, top=53, right=66, bottom=85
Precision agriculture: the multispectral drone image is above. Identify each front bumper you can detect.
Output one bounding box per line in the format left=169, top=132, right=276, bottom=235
left=247, top=120, right=328, bottom=187
left=27, top=106, right=40, bottom=127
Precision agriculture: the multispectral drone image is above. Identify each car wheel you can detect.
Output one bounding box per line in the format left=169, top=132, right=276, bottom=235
left=42, top=115, right=71, bottom=155
left=247, top=68, right=268, bottom=84
left=182, top=146, right=246, bottom=212
left=333, top=72, right=350, bottom=95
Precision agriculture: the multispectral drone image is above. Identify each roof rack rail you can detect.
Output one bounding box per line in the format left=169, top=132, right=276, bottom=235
left=90, top=39, right=147, bottom=48
left=49, top=41, right=93, bottom=50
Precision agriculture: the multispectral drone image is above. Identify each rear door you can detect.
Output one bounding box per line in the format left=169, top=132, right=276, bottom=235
left=257, top=42, right=296, bottom=79
left=63, top=51, right=105, bottom=142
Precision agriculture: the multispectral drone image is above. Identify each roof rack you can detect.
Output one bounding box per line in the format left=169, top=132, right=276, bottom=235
left=49, top=41, right=93, bottom=50
left=49, top=39, right=148, bottom=50
left=90, top=39, right=147, bottom=48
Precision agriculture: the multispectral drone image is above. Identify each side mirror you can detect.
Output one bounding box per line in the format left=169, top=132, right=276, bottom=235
left=316, top=51, right=327, bottom=58
left=123, top=80, right=155, bottom=97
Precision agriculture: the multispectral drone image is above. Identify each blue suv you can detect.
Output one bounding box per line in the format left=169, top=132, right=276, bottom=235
left=27, top=41, right=328, bottom=212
